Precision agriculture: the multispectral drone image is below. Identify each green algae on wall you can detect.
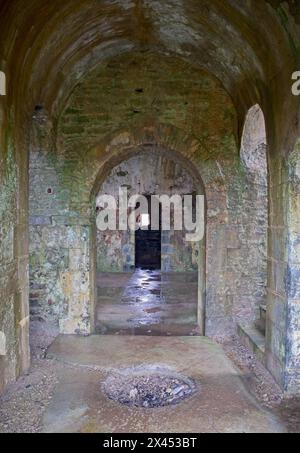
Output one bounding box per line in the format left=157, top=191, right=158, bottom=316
left=0, top=122, right=19, bottom=392
left=29, top=52, right=268, bottom=340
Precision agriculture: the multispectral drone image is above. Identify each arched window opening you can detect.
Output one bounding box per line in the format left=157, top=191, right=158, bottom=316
left=240, top=105, right=268, bottom=341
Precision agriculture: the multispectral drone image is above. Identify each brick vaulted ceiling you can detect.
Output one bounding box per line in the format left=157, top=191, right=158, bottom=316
left=0, top=0, right=299, bottom=151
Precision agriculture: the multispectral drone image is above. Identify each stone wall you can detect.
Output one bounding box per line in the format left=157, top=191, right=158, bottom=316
left=0, top=0, right=299, bottom=396
left=28, top=53, right=269, bottom=338
left=286, top=144, right=300, bottom=393
left=0, top=87, right=30, bottom=394
left=266, top=143, right=300, bottom=394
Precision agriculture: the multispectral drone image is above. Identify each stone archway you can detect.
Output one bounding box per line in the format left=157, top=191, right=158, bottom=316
left=91, top=143, right=206, bottom=335
left=238, top=104, right=269, bottom=339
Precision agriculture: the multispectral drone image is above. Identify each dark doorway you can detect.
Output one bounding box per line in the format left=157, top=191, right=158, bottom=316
left=135, top=196, right=161, bottom=270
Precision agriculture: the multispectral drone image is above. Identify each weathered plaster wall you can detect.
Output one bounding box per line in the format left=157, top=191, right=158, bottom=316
left=266, top=142, right=300, bottom=395
left=96, top=151, right=200, bottom=273
left=286, top=143, right=300, bottom=393
left=28, top=109, right=94, bottom=334
left=0, top=89, right=30, bottom=394
left=29, top=53, right=268, bottom=339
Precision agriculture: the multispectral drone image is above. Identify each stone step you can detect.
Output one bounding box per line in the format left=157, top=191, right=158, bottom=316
left=237, top=324, right=266, bottom=364
left=260, top=304, right=267, bottom=322
left=255, top=317, right=266, bottom=336
left=255, top=304, right=267, bottom=335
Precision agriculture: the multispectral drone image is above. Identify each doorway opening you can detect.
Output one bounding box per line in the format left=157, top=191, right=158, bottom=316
left=94, top=148, right=205, bottom=336
left=135, top=196, right=162, bottom=270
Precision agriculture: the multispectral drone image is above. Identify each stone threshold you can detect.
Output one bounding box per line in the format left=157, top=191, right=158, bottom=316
left=237, top=323, right=266, bottom=365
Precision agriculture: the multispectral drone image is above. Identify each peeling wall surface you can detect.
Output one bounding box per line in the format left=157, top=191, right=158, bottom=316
left=0, top=0, right=300, bottom=394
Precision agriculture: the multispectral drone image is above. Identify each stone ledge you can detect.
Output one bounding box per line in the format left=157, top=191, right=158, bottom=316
left=51, top=216, right=91, bottom=226
left=29, top=216, right=52, bottom=226
left=237, top=324, right=266, bottom=365
left=0, top=332, right=6, bottom=356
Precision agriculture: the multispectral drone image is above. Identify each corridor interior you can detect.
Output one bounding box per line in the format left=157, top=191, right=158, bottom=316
left=0, top=0, right=300, bottom=434
left=95, top=150, right=202, bottom=337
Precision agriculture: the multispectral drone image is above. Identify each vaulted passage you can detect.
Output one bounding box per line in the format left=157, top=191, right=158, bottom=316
left=95, top=150, right=203, bottom=336
left=0, top=0, right=300, bottom=433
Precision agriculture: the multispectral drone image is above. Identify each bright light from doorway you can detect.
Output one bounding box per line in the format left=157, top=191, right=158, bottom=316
left=141, top=213, right=150, bottom=228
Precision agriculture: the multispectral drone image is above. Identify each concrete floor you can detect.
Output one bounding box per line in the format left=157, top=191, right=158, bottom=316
left=43, top=335, right=286, bottom=433
left=96, top=270, right=199, bottom=336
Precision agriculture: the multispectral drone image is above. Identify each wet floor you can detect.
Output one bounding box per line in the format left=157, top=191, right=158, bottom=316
left=96, top=269, right=199, bottom=336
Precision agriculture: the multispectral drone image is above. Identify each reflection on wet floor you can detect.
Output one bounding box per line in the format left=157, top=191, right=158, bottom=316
left=96, top=269, right=200, bottom=336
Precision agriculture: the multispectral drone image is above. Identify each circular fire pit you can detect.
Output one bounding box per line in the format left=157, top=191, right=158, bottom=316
left=103, top=366, right=197, bottom=408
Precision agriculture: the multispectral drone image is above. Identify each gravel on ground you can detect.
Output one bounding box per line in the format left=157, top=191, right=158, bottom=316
left=0, top=325, right=299, bottom=433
